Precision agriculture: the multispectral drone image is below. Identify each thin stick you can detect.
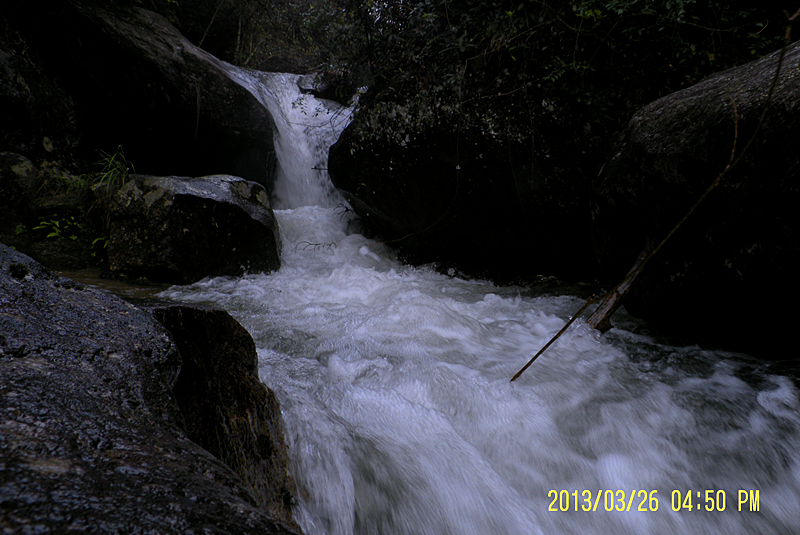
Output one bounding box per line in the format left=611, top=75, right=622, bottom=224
left=509, top=295, right=598, bottom=381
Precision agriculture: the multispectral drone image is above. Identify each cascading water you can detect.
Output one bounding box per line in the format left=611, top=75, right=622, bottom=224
left=162, top=72, right=800, bottom=535
left=229, top=67, right=352, bottom=209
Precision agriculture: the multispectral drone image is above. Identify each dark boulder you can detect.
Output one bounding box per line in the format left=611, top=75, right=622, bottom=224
left=0, top=43, right=80, bottom=163
left=0, top=243, right=300, bottom=534
left=151, top=305, right=301, bottom=533
left=591, top=42, right=800, bottom=356
left=329, top=105, right=594, bottom=282
left=5, top=1, right=277, bottom=188
left=108, top=174, right=281, bottom=284
left=0, top=152, right=40, bottom=233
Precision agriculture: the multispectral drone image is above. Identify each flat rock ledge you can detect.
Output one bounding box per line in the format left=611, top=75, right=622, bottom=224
left=0, top=243, right=301, bottom=535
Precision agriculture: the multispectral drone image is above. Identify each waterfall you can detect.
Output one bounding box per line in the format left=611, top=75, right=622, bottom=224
left=161, top=71, right=800, bottom=535
left=227, top=67, right=353, bottom=209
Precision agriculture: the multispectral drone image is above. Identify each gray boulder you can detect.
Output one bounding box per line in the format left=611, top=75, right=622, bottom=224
left=108, top=174, right=281, bottom=284
left=591, top=41, right=800, bottom=355
left=0, top=243, right=300, bottom=534
left=329, top=110, right=593, bottom=282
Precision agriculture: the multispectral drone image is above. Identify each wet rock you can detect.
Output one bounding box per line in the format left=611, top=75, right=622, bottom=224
left=0, top=45, right=80, bottom=163
left=0, top=243, right=300, bottom=534
left=591, top=42, right=800, bottom=356
left=0, top=152, right=40, bottom=233
left=150, top=305, right=301, bottom=533
left=7, top=1, right=277, bottom=188
left=297, top=74, right=318, bottom=93
left=108, top=174, right=281, bottom=284
left=17, top=238, right=91, bottom=272
left=329, top=99, right=594, bottom=282
left=297, top=69, right=359, bottom=105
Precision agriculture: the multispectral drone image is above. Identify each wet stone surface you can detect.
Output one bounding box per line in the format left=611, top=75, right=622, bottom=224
left=108, top=174, right=282, bottom=285
left=0, top=243, right=300, bottom=534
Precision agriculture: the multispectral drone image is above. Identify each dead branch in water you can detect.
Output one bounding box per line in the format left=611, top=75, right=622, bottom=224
left=585, top=245, right=651, bottom=333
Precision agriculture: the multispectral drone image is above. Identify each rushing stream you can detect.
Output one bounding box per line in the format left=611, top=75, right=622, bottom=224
left=161, top=71, right=800, bottom=535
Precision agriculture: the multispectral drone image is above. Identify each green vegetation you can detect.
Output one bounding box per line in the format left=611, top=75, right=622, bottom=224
left=115, top=0, right=789, bottom=125
left=306, top=0, right=793, bottom=206
left=95, top=145, right=135, bottom=191
left=13, top=147, right=134, bottom=266
left=332, top=1, right=788, bottom=130
left=33, top=217, right=83, bottom=241
left=31, top=214, right=108, bottom=263
left=56, top=173, right=89, bottom=192
left=32, top=146, right=133, bottom=198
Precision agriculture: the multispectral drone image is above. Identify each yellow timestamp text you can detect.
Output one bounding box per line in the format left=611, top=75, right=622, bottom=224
left=548, top=489, right=762, bottom=513
left=547, top=490, right=660, bottom=512
left=670, top=490, right=761, bottom=512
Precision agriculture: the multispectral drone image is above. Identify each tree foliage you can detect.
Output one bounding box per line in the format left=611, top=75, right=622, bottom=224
left=311, top=0, right=792, bottom=196
left=102, top=0, right=791, bottom=112
left=336, top=1, right=788, bottom=121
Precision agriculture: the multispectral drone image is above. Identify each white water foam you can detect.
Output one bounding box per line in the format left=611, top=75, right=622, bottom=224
left=162, top=207, right=800, bottom=535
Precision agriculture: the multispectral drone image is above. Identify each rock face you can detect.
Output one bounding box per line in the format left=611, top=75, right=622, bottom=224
left=0, top=153, right=40, bottom=234
left=5, top=1, right=277, bottom=188
left=151, top=305, right=300, bottom=532
left=328, top=95, right=595, bottom=282
left=108, top=174, right=281, bottom=284
left=0, top=243, right=301, bottom=534
left=0, top=43, right=80, bottom=165
left=591, top=42, right=800, bottom=355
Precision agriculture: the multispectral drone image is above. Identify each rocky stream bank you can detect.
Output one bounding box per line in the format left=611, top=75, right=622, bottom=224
left=0, top=243, right=302, bottom=534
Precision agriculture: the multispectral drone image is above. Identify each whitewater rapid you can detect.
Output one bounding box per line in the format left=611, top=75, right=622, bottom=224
left=161, top=205, right=800, bottom=535
left=160, top=67, right=800, bottom=534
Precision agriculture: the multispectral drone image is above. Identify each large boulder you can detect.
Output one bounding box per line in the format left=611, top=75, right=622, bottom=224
left=151, top=304, right=300, bottom=532
left=0, top=243, right=300, bottom=534
left=591, top=42, right=800, bottom=356
left=329, top=103, right=595, bottom=282
left=108, top=174, right=281, bottom=284
left=0, top=43, right=80, bottom=164
left=0, top=152, right=40, bottom=233
left=5, top=1, right=277, bottom=188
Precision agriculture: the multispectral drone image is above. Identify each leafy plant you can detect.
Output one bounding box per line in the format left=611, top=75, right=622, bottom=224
left=33, top=216, right=83, bottom=241
left=90, top=236, right=109, bottom=261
